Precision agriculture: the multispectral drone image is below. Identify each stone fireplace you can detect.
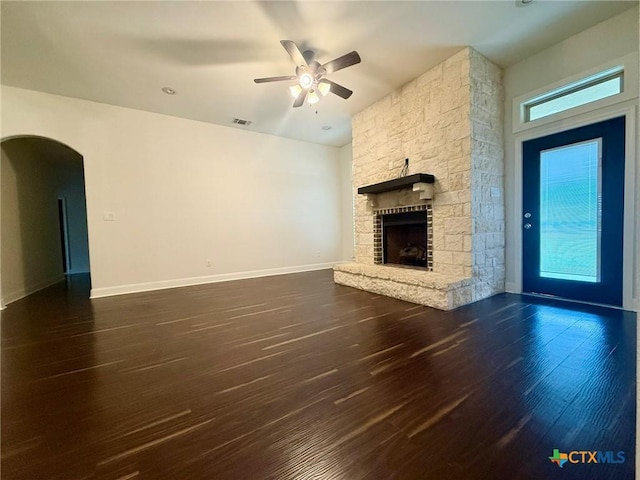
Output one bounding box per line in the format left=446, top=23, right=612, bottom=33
left=334, top=47, right=505, bottom=310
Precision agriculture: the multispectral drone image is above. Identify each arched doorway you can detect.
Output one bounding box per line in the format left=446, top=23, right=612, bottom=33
left=1, top=136, right=91, bottom=307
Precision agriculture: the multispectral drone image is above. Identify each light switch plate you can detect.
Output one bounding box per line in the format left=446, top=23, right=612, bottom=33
left=103, top=212, right=115, bottom=221
left=490, top=187, right=501, bottom=198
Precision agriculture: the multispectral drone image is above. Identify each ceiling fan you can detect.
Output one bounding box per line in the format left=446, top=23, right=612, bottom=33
left=254, top=40, right=361, bottom=108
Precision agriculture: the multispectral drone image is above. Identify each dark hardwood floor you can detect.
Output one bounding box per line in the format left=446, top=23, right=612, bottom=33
left=1, top=270, right=635, bottom=479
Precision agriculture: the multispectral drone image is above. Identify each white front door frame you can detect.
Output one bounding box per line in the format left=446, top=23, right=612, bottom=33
left=512, top=101, right=637, bottom=311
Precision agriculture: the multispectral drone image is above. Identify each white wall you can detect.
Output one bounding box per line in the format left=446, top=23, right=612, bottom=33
left=0, top=151, right=2, bottom=309
left=0, top=86, right=344, bottom=298
left=1, top=141, right=65, bottom=303
left=338, top=142, right=354, bottom=262
left=503, top=7, right=639, bottom=310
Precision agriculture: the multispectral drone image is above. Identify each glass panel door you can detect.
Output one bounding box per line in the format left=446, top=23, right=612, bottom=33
left=522, top=117, right=624, bottom=307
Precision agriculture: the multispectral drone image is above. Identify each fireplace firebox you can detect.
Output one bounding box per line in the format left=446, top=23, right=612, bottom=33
left=382, top=211, right=428, bottom=267
left=373, top=204, right=433, bottom=270
left=383, top=211, right=428, bottom=266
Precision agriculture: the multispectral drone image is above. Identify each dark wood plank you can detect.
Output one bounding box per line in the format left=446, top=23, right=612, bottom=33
left=1, top=271, right=635, bottom=479
left=357, top=173, right=435, bottom=194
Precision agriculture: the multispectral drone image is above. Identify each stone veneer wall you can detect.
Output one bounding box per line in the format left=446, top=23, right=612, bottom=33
left=345, top=47, right=504, bottom=306
left=468, top=49, right=506, bottom=300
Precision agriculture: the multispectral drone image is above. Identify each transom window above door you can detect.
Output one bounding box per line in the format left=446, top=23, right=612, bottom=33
left=523, top=67, right=623, bottom=123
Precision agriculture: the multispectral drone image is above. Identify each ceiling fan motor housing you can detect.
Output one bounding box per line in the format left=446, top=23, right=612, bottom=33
left=302, top=50, right=316, bottom=65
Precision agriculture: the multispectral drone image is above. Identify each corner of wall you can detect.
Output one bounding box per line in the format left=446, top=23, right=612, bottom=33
left=468, top=48, right=506, bottom=302
left=2, top=274, right=65, bottom=306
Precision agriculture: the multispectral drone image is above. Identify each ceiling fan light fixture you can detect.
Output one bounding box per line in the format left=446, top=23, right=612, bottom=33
left=299, top=72, right=314, bottom=89
left=254, top=40, right=360, bottom=109
left=307, top=89, right=320, bottom=105
left=318, top=81, right=331, bottom=97
left=289, top=84, right=303, bottom=99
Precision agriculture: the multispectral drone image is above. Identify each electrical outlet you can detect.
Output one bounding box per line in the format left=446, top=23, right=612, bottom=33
left=206, top=260, right=212, bottom=267
left=103, top=212, right=115, bottom=221
left=388, top=161, right=394, bottom=170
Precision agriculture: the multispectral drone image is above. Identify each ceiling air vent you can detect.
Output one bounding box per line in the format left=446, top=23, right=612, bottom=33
left=232, top=118, right=252, bottom=126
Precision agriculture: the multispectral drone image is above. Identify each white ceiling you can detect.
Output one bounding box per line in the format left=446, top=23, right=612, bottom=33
left=1, top=1, right=636, bottom=147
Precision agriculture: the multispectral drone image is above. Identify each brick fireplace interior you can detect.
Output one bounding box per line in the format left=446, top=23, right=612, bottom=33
left=375, top=205, right=433, bottom=270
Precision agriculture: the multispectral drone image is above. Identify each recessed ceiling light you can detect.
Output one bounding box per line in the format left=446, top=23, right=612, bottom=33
left=322, top=126, right=332, bottom=131
left=161, top=87, right=176, bottom=95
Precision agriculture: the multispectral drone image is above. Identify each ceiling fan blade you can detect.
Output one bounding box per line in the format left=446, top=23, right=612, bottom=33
left=281, top=40, right=308, bottom=67
left=254, top=75, right=297, bottom=83
left=323, top=80, right=353, bottom=99
left=292, top=89, right=307, bottom=108
left=322, top=51, right=361, bottom=74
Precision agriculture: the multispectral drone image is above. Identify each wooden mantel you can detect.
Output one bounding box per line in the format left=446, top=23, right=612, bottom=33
left=357, top=173, right=435, bottom=195
left=357, top=173, right=435, bottom=202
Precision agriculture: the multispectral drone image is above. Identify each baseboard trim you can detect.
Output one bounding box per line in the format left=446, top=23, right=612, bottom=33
left=90, top=262, right=338, bottom=300
left=3, top=276, right=65, bottom=306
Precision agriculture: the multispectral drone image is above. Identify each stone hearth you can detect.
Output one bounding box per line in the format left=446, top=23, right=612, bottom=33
left=334, top=263, right=472, bottom=311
